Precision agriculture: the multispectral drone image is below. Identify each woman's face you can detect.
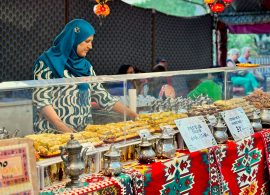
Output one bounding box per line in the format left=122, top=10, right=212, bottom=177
left=127, top=66, right=135, bottom=74
left=77, top=35, right=94, bottom=57
left=232, top=53, right=239, bottom=61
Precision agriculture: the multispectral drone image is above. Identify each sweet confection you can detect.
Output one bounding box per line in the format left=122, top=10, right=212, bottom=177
left=244, top=89, right=270, bottom=109
left=26, top=132, right=103, bottom=157
left=188, top=104, right=220, bottom=116
left=137, top=112, right=188, bottom=130
left=85, top=120, right=151, bottom=142
left=214, top=98, right=255, bottom=116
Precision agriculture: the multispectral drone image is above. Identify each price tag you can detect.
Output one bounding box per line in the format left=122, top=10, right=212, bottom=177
left=138, top=129, right=151, bottom=139
left=206, top=115, right=217, bottom=126
left=0, top=138, right=38, bottom=194
left=220, top=107, right=254, bottom=142
left=160, top=125, right=175, bottom=135
left=174, top=116, right=217, bottom=152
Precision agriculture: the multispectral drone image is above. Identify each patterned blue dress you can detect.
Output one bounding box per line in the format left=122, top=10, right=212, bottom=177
left=32, top=60, right=118, bottom=133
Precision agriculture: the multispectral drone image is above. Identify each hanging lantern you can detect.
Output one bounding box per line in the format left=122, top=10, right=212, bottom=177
left=204, top=0, right=233, bottom=13
left=223, top=0, right=233, bottom=6
left=93, top=3, right=110, bottom=17
left=211, top=3, right=225, bottom=13
left=204, top=0, right=215, bottom=4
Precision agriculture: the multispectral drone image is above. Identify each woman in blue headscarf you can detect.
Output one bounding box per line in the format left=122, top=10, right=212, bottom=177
left=33, top=19, right=137, bottom=133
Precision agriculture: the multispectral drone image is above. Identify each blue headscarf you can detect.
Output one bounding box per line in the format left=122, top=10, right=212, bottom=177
left=34, top=19, right=95, bottom=78
left=34, top=19, right=95, bottom=105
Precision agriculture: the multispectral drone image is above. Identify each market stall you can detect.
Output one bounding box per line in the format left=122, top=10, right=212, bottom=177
left=0, top=66, right=270, bottom=194
left=39, top=129, right=270, bottom=194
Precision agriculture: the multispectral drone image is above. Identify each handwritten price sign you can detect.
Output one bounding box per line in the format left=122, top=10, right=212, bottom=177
left=175, top=116, right=217, bottom=152
left=221, top=107, right=253, bottom=142
left=0, top=138, right=38, bottom=194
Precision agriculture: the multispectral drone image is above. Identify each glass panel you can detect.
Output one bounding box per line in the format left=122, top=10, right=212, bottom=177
left=225, top=66, right=270, bottom=99
left=0, top=67, right=229, bottom=160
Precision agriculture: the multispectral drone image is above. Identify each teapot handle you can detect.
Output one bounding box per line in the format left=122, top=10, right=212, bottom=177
left=134, top=146, right=140, bottom=159
left=59, top=146, right=68, bottom=164
left=81, top=147, right=89, bottom=162
left=155, top=139, right=162, bottom=154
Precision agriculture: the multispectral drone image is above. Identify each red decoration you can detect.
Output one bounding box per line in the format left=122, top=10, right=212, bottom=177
left=223, top=0, right=233, bottom=4
left=205, top=0, right=233, bottom=13
left=210, top=3, right=225, bottom=13
left=93, top=3, right=110, bottom=17
left=204, top=0, right=215, bottom=4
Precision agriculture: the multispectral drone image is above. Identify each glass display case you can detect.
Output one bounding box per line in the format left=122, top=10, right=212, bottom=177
left=0, top=65, right=270, bottom=189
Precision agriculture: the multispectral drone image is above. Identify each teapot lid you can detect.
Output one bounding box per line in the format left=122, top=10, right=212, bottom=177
left=160, top=129, right=173, bottom=139
left=0, top=127, right=7, bottom=134
left=104, top=144, right=120, bottom=158
left=139, top=135, right=152, bottom=147
left=249, top=110, right=260, bottom=120
left=214, top=117, right=227, bottom=130
left=65, top=134, right=82, bottom=150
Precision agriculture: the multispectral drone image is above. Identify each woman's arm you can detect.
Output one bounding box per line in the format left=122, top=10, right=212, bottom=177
left=253, top=69, right=264, bottom=82
left=111, top=101, right=138, bottom=119
left=40, top=105, right=74, bottom=133
left=33, top=60, right=73, bottom=133
left=90, top=68, right=138, bottom=118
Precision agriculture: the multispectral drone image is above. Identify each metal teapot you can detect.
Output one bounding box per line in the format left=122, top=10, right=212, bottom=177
left=155, top=129, right=176, bottom=159
left=103, top=144, right=122, bottom=177
left=260, top=108, right=270, bottom=125
left=213, top=117, right=228, bottom=144
left=249, top=110, right=262, bottom=132
left=0, top=127, right=19, bottom=140
left=60, top=134, right=88, bottom=188
left=136, top=135, right=156, bottom=164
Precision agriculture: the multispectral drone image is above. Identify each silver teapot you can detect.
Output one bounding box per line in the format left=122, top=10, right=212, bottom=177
left=60, top=134, right=88, bottom=188
left=0, top=127, right=19, bottom=139
left=156, top=130, right=176, bottom=159
left=260, top=108, right=270, bottom=125
left=213, top=117, right=228, bottom=144
left=136, top=136, right=156, bottom=164
left=103, top=144, right=122, bottom=177
left=249, top=111, right=262, bottom=132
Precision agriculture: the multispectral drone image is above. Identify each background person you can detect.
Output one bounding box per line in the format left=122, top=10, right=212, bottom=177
left=107, top=64, right=136, bottom=96
left=226, top=47, right=264, bottom=95
left=117, top=64, right=135, bottom=74
left=226, top=48, right=240, bottom=67
left=187, top=73, right=223, bottom=101
left=156, top=57, right=168, bottom=71
left=32, top=19, right=137, bottom=133
left=148, top=64, right=175, bottom=99
left=238, top=46, right=254, bottom=64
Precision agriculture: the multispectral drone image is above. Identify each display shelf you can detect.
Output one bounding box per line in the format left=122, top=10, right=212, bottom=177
left=36, top=132, right=165, bottom=168
left=37, top=145, right=109, bottom=168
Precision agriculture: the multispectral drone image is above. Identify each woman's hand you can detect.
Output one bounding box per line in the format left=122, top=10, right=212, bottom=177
left=41, top=105, right=74, bottom=133
left=54, top=120, right=74, bottom=133
left=112, top=101, right=138, bottom=119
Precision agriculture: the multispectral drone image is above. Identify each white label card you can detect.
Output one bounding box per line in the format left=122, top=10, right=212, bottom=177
left=220, top=107, right=254, bottom=142
left=174, top=116, right=217, bottom=152
left=138, top=129, right=151, bottom=139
